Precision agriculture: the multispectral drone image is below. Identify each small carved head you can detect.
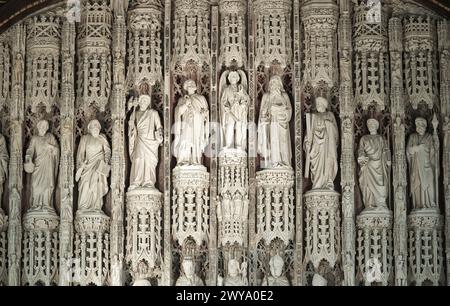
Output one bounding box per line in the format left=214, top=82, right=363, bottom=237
left=181, top=257, right=195, bottom=278
left=316, top=97, right=329, bottom=113
left=227, top=259, right=240, bottom=278
left=183, top=79, right=197, bottom=95
left=227, top=71, right=240, bottom=85
left=36, top=120, right=49, bottom=137
left=268, top=75, right=283, bottom=93
left=88, top=119, right=102, bottom=138
left=138, top=95, right=151, bottom=111
left=269, top=254, right=284, bottom=278
left=137, top=260, right=149, bottom=276
left=415, top=117, right=427, bottom=136
left=367, top=118, right=379, bottom=134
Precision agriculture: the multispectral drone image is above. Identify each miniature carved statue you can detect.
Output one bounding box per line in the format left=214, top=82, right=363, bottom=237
left=304, top=97, right=339, bottom=190
left=262, top=254, right=289, bottom=286
left=111, top=254, right=124, bottom=286
left=76, top=120, right=111, bottom=211
left=258, top=75, right=292, bottom=168
left=219, top=70, right=249, bottom=151
left=358, top=119, right=391, bottom=210
left=24, top=120, right=59, bottom=211
left=132, top=261, right=151, bottom=286
left=223, top=259, right=247, bottom=286
left=396, top=255, right=407, bottom=286
left=175, top=257, right=204, bottom=286
left=128, top=94, right=163, bottom=190
left=0, top=133, right=8, bottom=206
left=406, top=117, right=438, bottom=209
left=173, top=79, right=209, bottom=166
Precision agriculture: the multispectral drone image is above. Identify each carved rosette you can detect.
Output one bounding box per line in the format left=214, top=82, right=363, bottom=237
left=218, top=149, right=248, bottom=247
left=219, top=0, right=247, bottom=68
left=304, top=189, right=340, bottom=269
left=353, top=0, right=389, bottom=111
left=173, top=0, right=210, bottom=67
left=22, top=210, right=59, bottom=285
left=125, top=188, right=163, bottom=284
left=127, top=0, right=164, bottom=87
left=407, top=209, right=444, bottom=286
left=301, top=2, right=339, bottom=89
left=25, top=13, right=61, bottom=113
left=172, top=165, right=210, bottom=247
left=356, top=210, right=393, bottom=286
left=74, top=211, right=110, bottom=286
left=253, top=0, right=292, bottom=68
left=0, top=210, right=7, bottom=285
left=255, top=168, right=295, bottom=246
left=0, top=34, right=11, bottom=111
left=403, top=15, right=438, bottom=110
left=76, top=0, right=112, bottom=111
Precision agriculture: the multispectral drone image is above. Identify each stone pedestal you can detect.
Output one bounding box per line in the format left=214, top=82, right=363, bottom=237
left=125, top=187, right=163, bottom=284
left=22, top=209, right=59, bottom=286
left=172, top=165, right=210, bottom=246
left=408, top=208, right=444, bottom=286
left=255, top=168, right=295, bottom=245
left=0, top=209, right=6, bottom=285
left=304, top=189, right=340, bottom=269
left=218, top=149, right=248, bottom=247
left=74, top=211, right=110, bottom=286
left=356, top=209, right=393, bottom=286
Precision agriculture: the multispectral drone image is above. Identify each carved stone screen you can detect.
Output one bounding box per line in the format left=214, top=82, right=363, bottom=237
left=0, top=0, right=449, bottom=286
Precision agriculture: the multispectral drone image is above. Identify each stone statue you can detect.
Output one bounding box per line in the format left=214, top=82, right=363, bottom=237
left=406, top=117, right=437, bottom=210
left=396, top=255, right=407, bottom=286
left=132, top=261, right=151, bottom=286
left=343, top=251, right=354, bottom=285
left=76, top=120, right=111, bottom=211
left=257, top=75, right=292, bottom=168
left=0, top=133, right=8, bottom=206
left=175, top=257, right=204, bottom=286
left=111, top=254, right=124, bottom=286
left=358, top=119, right=391, bottom=210
left=223, top=259, right=247, bottom=286
left=128, top=94, right=163, bottom=190
left=24, top=120, right=59, bottom=211
left=262, top=254, right=289, bottom=286
left=312, top=273, right=328, bottom=286
left=304, top=97, right=339, bottom=190
left=173, top=79, right=209, bottom=166
left=219, top=70, right=249, bottom=151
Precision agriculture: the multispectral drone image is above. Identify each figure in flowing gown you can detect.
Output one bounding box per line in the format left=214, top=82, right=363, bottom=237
left=173, top=80, right=209, bottom=166
left=358, top=119, right=391, bottom=210
left=304, top=97, right=339, bottom=190
left=24, top=120, right=59, bottom=211
left=128, top=94, right=163, bottom=190
left=257, top=75, right=292, bottom=169
left=76, top=120, right=111, bottom=211
left=406, top=117, right=437, bottom=209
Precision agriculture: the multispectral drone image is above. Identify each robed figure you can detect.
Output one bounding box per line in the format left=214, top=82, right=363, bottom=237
left=257, top=75, right=292, bottom=168
left=406, top=117, right=438, bottom=209
left=128, top=94, right=163, bottom=190
left=0, top=133, right=8, bottom=205
left=173, top=80, right=209, bottom=166
left=76, top=120, right=111, bottom=211
left=358, top=119, right=391, bottom=210
left=304, top=97, right=339, bottom=190
left=24, top=120, right=59, bottom=211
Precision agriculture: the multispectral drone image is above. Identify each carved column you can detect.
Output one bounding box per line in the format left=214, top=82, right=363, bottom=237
left=437, top=19, right=450, bottom=285
left=58, top=15, right=76, bottom=286
left=74, top=0, right=112, bottom=286
left=388, top=16, right=408, bottom=287
left=7, top=23, right=25, bottom=286
left=338, top=0, right=355, bottom=286
left=110, top=3, right=127, bottom=286
left=0, top=31, right=11, bottom=286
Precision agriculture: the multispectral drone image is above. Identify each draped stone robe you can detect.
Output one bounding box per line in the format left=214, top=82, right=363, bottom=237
left=258, top=91, right=292, bottom=168
left=0, top=134, right=8, bottom=204
left=308, top=111, right=339, bottom=189
left=406, top=132, right=436, bottom=209
left=173, top=93, right=209, bottom=165
left=129, top=108, right=162, bottom=189
left=26, top=133, right=59, bottom=210
left=77, top=134, right=111, bottom=211
left=358, top=134, right=390, bottom=209
left=220, top=84, right=248, bottom=149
